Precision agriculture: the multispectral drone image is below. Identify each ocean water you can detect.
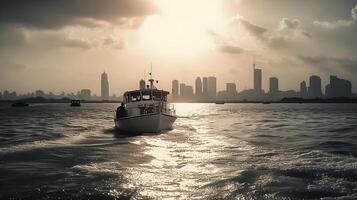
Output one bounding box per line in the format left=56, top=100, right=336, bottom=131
left=0, top=103, right=357, bottom=200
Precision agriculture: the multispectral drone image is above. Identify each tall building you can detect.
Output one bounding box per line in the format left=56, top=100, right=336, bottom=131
left=253, top=64, right=262, bottom=91
left=172, top=80, right=179, bottom=101
left=269, top=77, right=279, bottom=100
left=207, top=76, right=217, bottom=100
left=195, top=77, right=203, bottom=97
left=226, top=83, right=237, bottom=100
left=269, top=77, right=279, bottom=93
left=202, top=77, right=208, bottom=98
left=180, top=83, right=186, bottom=98
left=300, top=81, right=308, bottom=98
left=80, top=89, right=91, bottom=100
left=308, top=75, right=322, bottom=98
left=325, top=76, right=352, bottom=98
left=179, top=83, right=194, bottom=100
left=101, top=72, right=109, bottom=100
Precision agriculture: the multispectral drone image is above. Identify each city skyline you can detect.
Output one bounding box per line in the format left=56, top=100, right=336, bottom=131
left=0, top=66, right=355, bottom=101
left=172, top=63, right=355, bottom=102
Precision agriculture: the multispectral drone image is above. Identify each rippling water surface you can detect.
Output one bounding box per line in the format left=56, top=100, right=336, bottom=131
left=1, top=103, right=357, bottom=199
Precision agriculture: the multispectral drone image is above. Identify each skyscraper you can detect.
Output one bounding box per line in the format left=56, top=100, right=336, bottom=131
left=269, top=77, right=279, bottom=93
left=325, top=76, right=352, bottom=98
left=180, top=83, right=186, bottom=98
left=195, top=77, right=203, bottom=98
left=308, top=75, right=322, bottom=98
left=226, top=83, right=237, bottom=101
left=202, top=77, right=208, bottom=98
left=269, top=77, right=279, bottom=100
left=207, top=76, right=217, bottom=100
left=300, top=81, right=308, bottom=98
left=253, top=64, right=262, bottom=92
left=101, top=72, right=109, bottom=100
left=172, top=80, right=179, bottom=101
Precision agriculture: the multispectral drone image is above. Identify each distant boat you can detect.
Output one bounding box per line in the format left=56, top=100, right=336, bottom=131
left=262, top=101, right=271, bottom=104
left=114, top=75, right=177, bottom=133
left=70, top=100, right=81, bottom=107
left=11, top=102, right=29, bottom=107
left=215, top=101, right=225, bottom=104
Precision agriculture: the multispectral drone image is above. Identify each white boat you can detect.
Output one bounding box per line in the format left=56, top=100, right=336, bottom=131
left=114, top=76, right=177, bottom=133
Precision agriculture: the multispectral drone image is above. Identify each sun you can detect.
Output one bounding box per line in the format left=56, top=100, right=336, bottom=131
left=139, top=0, right=225, bottom=57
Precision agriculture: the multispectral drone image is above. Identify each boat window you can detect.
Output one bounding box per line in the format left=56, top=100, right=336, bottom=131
left=129, top=92, right=141, bottom=102
left=142, top=91, right=152, bottom=101
left=153, top=91, right=162, bottom=101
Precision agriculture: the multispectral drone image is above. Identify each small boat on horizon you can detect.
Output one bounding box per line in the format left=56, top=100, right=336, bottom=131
left=70, top=100, right=81, bottom=107
left=114, top=74, right=177, bottom=133
left=215, top=101, right=225, bottom=104
left=11, top=102, right=29, bottom=107
left=262, top=101, right=271, bottom=104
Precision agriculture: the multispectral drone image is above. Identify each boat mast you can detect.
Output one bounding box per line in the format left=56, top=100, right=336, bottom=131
left=149, top=63, right=154, bottom=89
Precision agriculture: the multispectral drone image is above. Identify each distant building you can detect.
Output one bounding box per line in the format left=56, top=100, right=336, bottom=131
left=308, top=75, right=322, bottom=98
left=101, top=72, right=109, bottom=100
left=253, top=64, right=262, bottom=92
left=269, top=77, right=279, bottom=100
left=81, top=89, right=91, bottom=100
left=195, top=77, right=203, bottom=98
left=35, top=90, right=45, bottom=97
left=179, top=83, right=194, bottom=100
left=226, top=83, right=238, bottom=100
left=172, top=80, right=179, bottom=101
left=300, top=81, right=308, bottom=98
left=185, top=85, right=194, bottom=99
left=202, top=77, right=208, bottom=99
left=207, top=76, right=217, bottom=100
left=325, top=76, right=352, bottom=98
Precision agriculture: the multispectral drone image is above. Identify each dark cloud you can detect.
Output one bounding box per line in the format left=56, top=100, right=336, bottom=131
left=313, top=5, right=357, bottom=29
left=0, top=0, right=157, bottom=29
left=298, top=55, right=357, bottom=73
left=301, top=31, right=311, bottom=38
left=216, top=44, right=245, bottom=54
left=238, top=18, right=267, bottom=37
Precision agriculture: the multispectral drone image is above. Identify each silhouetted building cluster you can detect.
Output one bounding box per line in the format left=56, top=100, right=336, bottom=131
left=0, top=72, right=120, bottom=101
left=171, top=63, right=355, bottom=102
left=173, top=76, right=218, bottom=102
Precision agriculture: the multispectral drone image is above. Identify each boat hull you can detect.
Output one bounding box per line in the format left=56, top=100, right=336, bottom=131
left=114, top=113, right=177, bottom=133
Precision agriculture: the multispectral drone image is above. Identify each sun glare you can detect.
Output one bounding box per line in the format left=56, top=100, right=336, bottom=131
left=139, top=0, right=225, bottom=56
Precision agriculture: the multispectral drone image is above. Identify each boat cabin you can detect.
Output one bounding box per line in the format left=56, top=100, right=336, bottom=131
left=123, top=89, right=169, bottom=103
left=121, top=89, right=173, bottom=117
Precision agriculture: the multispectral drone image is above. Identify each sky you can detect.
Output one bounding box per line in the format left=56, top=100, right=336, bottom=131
left=1, top=0, right=357, bottom=95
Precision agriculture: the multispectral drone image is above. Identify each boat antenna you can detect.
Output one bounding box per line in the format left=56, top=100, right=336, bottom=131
left=150, top=62, right=153, bottom=79
left=148, top=62, right=154, bottom=89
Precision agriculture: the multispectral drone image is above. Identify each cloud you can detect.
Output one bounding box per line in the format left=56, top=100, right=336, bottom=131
left=234, top=18, right=267, bottom=38
left=279, top=18, right=301, bottom=31
left=0, top=60, right=26, bottom=70
left=298, top=55, right=357, bottom=73
left=313, top=5, right=357, bottom=29
left=102, top=36, right=125, bottom=50
left=216, top=44, right=245, bottom=54
left=0, top=0, right=157, bottom=29
left=0, top=25, right=28, bottom=47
